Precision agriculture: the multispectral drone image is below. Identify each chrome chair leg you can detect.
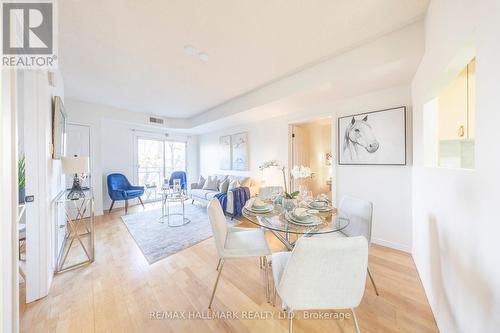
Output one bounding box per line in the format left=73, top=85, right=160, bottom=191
left=288, top=310, right=293, bottom=333
left=351, top=308, right=361, bottom=333
left=263, top=256, right=270, bottom=302
left=367, top=267, right=379, bottom=296
left=208, top=259, right=224, bottom=309
left=216, top=258, right=222, bottom=271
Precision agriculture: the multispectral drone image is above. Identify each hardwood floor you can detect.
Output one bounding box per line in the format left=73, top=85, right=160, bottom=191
left=20, top=202, right=438, bottom=333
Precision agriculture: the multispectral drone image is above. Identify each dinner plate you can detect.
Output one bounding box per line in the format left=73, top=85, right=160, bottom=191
left=285, top=212, right=323, bottom=226
left=246, top=204, right=274, bottom=214
left=307, top=202, right=333, bottom=212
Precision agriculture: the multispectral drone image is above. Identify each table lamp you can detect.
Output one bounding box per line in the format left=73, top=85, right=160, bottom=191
left=62, top=155, right=89, bottom=200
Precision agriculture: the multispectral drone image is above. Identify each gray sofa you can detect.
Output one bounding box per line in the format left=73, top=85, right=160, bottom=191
left=190, top=174, right=259, bottom=215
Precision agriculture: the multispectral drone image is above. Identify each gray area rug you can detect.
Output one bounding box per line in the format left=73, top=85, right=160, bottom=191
left=121, top=203, right=236, bottom=264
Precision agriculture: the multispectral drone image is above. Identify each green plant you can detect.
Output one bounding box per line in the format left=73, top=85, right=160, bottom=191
left=284, top=191, right=299, bottom=199
left=18, top=156, right=26, bottom=189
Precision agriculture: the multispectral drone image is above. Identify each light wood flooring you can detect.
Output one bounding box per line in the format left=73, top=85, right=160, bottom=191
left=20, top=202, right=438, bottom=333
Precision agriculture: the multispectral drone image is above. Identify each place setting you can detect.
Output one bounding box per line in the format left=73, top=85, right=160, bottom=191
left=284, top=207, right=325, bottom=227
left=243, top=197, right=276, bottom=215
left=306, top=198, right=334, bottom=213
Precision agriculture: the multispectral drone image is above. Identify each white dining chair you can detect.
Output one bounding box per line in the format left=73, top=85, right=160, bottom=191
left=316, top=196, right=379, bottom=296
left=207, top=198, right=271, bottom=309
left=272, top=236, right=368, bottom=333
left=258, top=186, right=284, bottom=201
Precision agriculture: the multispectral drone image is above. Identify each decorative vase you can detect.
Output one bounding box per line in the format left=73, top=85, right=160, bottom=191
left=283, top=198, right=296, bottom=213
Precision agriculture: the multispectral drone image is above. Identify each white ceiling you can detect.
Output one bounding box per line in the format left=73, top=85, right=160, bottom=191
left=59, top=0, right=429, bottom=119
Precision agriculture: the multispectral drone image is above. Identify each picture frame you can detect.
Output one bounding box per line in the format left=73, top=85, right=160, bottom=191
left=338, top=106, right=406, bottom=165
left=219, top=135, right=232, bottom=170
left=52, top=96, right=67, bottom=159
left=231, top=132, right=248, bottom=171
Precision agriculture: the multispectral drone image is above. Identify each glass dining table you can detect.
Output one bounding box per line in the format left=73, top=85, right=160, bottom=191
left=242, top=202, right=350, bottom=250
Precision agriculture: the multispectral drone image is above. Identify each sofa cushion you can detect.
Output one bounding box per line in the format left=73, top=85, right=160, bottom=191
left=219, top=178, right=230, bottom=193
left=197, top=175, right=206, bottom=188
left=241, top=177, right=252, bottom=187
left=202, top=176, right=219, bottom=191
left=205, top=191, right=218, bottom=200
left=227, top=175, right=251, bottom=187
left=228, top=179, right=240, bottom=191
left=191, top=189, right=218, bottom=200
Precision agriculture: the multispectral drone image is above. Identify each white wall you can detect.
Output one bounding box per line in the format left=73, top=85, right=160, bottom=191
left=200, top=85, right=413, bottom=251
left=411, top=0, right=500, bottom=332
left=65, top=99, right=199, bottom=215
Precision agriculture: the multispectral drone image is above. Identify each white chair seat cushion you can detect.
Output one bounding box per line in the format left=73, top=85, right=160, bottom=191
left=223, top=228, right=270, bottom=257
left=191, top=189, right=217, bottom=200
left=271, top=251, right=291, bottom=287
left=313, top=231, right=346, bottom=239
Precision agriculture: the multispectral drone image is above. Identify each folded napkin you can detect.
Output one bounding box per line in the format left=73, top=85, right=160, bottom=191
left=310, top=200, right=328, bottom=208
left=245, top=197, right=256, bottom=209
left=292, top=207, right=309, bottom=218
left=253, top=197, right=266, bottom=208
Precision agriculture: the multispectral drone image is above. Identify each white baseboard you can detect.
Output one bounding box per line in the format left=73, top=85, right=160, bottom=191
left=372, top=238, right=411, bottom=253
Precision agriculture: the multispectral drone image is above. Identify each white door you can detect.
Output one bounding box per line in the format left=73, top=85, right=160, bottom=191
left=289, top=125, right=309, bottom=192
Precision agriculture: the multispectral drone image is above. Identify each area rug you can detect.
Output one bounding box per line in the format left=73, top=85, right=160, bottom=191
left=121, top=203, right=236, bottom=264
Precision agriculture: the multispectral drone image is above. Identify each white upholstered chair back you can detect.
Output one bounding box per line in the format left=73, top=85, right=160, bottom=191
left=207, top=199, right=228, bottom=256
left=277, top=236, right=368, bottom=310
left=258, top=186, right=283, bottom=200
left=339, top=196, right=373, bottom=243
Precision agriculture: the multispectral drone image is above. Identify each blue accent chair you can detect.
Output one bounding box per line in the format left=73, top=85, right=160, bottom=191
left=169, top=171, right=187, bottom=190
left=107, top=173, right=145, bottom=214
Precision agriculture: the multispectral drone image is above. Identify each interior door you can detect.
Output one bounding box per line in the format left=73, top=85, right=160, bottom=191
left=289, top=125, right=308, bottom=192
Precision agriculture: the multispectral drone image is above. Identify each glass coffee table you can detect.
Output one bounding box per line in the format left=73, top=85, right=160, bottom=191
left=158, top=190, right=191, bottom=227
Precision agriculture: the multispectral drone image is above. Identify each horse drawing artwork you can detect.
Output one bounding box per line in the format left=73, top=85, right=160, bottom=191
left=343, top=115, right=380, bottom=161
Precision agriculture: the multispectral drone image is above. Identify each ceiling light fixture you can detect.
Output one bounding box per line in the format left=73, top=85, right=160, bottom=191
left=198, top=52, right=209, bottom=62
left=183, top=45, right=197, bottom=56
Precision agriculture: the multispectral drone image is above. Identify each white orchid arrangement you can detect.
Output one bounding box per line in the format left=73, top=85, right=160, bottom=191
left=259, top=161, right=314, bottom=199
left=290, top=165, right=313, bottom=179
left=258, top=160, right=282, bottom=171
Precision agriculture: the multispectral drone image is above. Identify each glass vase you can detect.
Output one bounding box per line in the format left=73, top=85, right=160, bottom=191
left=283, top=198, right=296, bottom=213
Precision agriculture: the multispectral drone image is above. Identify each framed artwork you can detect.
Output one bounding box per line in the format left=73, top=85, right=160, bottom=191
left=219, top=135, right=232, bottom=170
left=231, top=132, right=248, bottom=171
left=52, top=96, right=67, bottom=159
left=338, top=106, right=406, bottom=165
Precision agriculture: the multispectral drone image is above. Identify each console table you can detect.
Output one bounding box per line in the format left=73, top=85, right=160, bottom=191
left=55, top=189, right=95, bottom=273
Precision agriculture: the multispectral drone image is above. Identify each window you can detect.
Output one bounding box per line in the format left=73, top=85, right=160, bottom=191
left=136, top=137, right=186, bottom=188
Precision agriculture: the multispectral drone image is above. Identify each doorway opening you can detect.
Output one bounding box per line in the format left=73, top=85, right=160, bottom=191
left=289, top=117, right=333, bottom=199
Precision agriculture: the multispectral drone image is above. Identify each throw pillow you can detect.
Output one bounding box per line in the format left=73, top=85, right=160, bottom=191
left=219, top=179, right=230, bottom=193
left=197, top=175, right=206, bottom=188
left=227, top=179, right=240, bottom=191
left=241, top=177, right=252, bottom=188
left=202, top=176, right=219, bottom=191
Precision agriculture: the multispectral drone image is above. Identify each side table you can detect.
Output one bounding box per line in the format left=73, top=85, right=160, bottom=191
left=55, top=189, right=95, bottom=273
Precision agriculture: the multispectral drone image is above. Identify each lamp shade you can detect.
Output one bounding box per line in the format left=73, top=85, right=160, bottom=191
left=62, top=156, right=89, bottom=174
